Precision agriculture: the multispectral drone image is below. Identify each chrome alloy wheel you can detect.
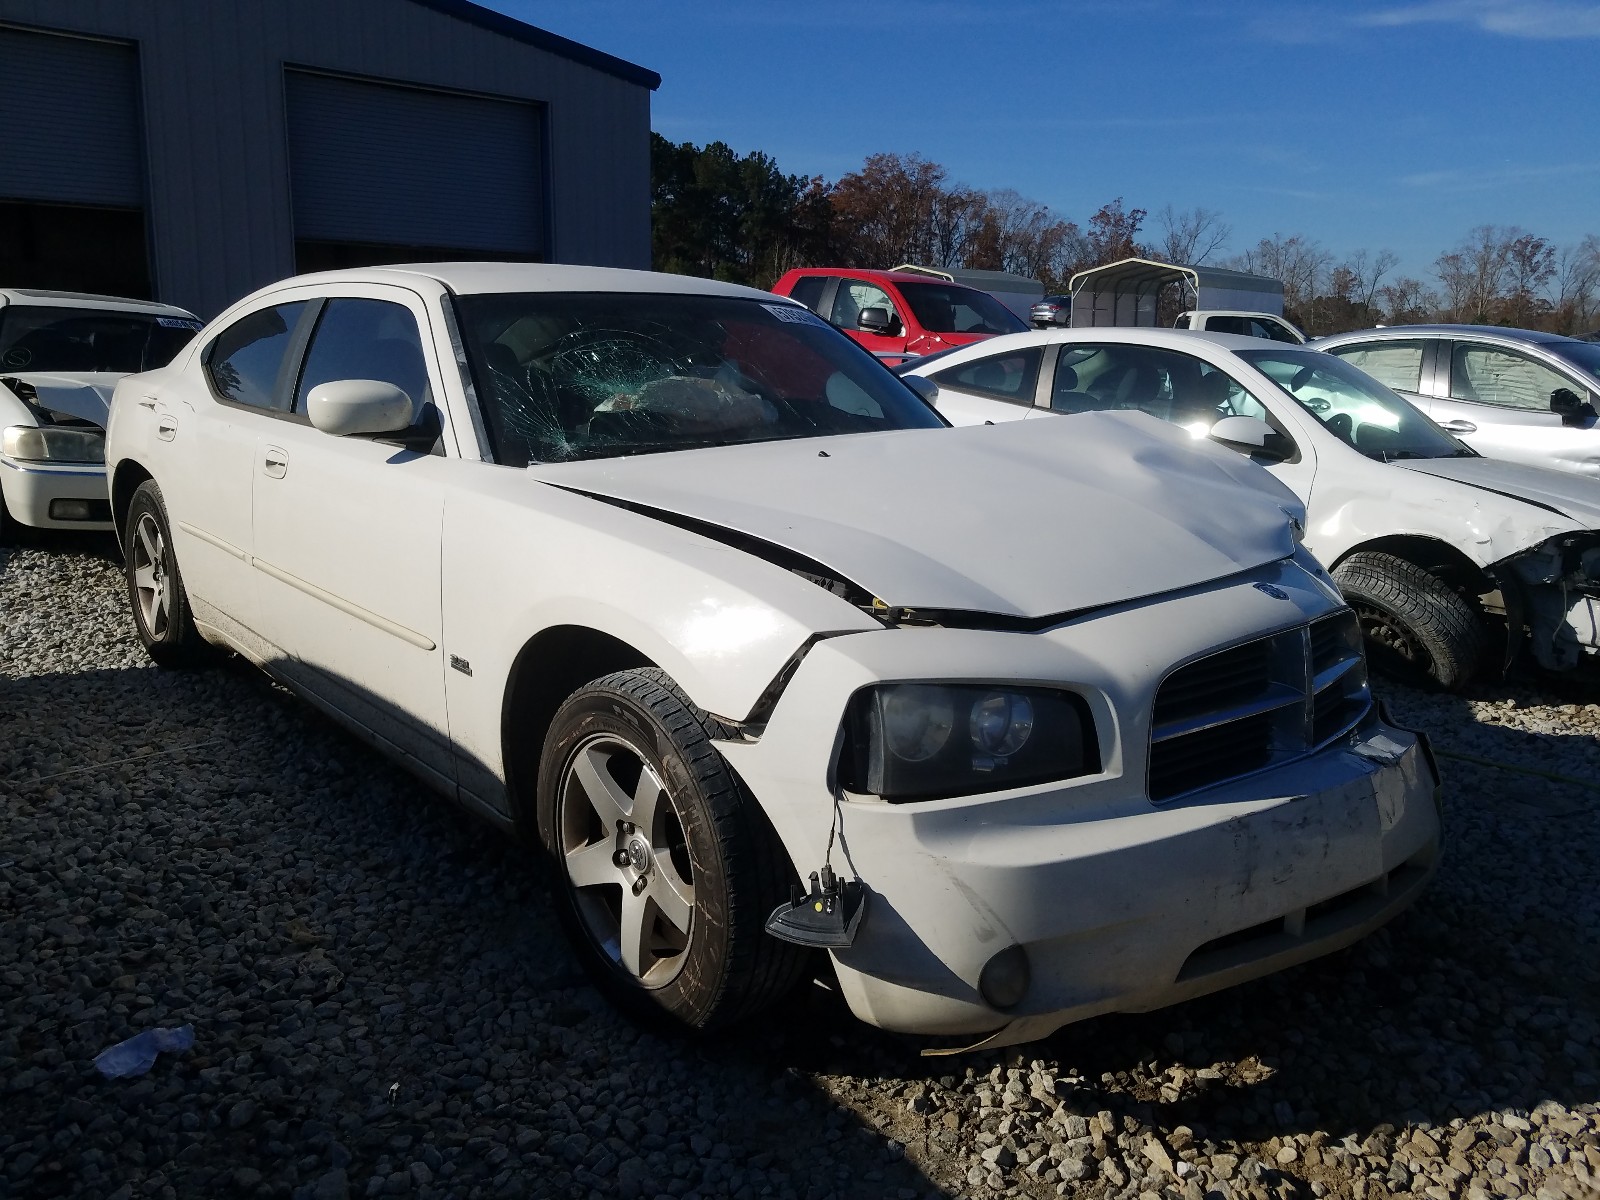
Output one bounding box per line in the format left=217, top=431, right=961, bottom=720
left=130, top=512, right=173, bottom=639
left=559, top=735, right=695, bottom=987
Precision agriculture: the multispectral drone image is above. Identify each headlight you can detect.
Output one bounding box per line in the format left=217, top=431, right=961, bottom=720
left=840, top=683, right=1098, bottom=801
left=2, top=425, right=105, bottom=464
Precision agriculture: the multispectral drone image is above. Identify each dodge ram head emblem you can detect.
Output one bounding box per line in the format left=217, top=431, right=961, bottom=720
left=1253, top=582, right=1289, bottom=599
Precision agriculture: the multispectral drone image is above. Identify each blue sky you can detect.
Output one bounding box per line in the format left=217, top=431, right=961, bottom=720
left=489, top=1, right=1600, bottom=281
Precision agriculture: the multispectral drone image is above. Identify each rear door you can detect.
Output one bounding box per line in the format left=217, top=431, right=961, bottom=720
left=927, top=345, right=1045, bottom=425
left=1323, top=339, right=1432, bottom=411
left=163, top=299, right=314, bottom=642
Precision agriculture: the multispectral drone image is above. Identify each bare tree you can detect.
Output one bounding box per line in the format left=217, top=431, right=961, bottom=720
left=1156, top=205, right=1231, bottom=266
left=1340, top=248, right=1399, bottom=310
left=1551, top=235, right=1600, bottom=335
left=1230, top=234, right=1331, bottom=315
left=1377, top=276, right=1436, bottom=325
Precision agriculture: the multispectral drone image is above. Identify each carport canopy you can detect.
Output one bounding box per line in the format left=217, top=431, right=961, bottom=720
left=1067, top=257, right=1284, bottom=327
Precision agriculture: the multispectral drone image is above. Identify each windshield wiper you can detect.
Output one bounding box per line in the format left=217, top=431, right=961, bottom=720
left=561, top=437, right=738, bottom=461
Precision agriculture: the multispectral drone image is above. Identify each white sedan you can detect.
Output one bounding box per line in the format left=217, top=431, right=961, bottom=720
left=902, top=327, right=1600, bottom=689
left=0, top=288, right=201, bottom=538
left=106, top=264, right=1438, bottom=1048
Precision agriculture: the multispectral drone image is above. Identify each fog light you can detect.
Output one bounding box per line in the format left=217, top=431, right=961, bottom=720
left=978, top=944, right=1031, bottom=1011
left=49, top=499, right=92, bottom=520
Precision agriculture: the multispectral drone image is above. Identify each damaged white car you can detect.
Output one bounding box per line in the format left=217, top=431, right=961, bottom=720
left=905, top=327, right=1600, bottom=690
left=106, top=264, right=1439, bottom=1048
left=0, top=289, right=201, bottom=538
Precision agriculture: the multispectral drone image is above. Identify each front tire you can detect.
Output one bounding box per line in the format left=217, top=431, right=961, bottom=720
left=1334, top=551, right=1484, bottom=690
left=536, top=668, right=807, bottom=1031
left=123, top=480, right=208, bottom=667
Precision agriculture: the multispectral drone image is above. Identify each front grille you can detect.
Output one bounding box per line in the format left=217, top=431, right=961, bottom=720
left=1149, top=609, right=1370, bottom=802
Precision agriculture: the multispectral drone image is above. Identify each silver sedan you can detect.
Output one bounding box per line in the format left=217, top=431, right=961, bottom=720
left=1317, top=324, right=1600, bottom=475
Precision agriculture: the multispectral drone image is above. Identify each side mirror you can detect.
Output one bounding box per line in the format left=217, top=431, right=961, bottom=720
left=306, top=379, right=413, bottom=438
left=1551, top=387, right=1596, bottom=427
left=902, top=374, right=938, bottom=409
left=1209, top=414, right=1291, bottom=461
left=857, top=307, right=896, bottom=335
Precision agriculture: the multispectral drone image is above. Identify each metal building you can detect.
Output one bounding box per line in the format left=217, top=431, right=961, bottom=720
left=0, top=0, right=658, bottom=316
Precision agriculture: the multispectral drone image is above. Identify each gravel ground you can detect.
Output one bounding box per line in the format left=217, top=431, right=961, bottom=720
left=3, top=535, right=1598, bottom=1200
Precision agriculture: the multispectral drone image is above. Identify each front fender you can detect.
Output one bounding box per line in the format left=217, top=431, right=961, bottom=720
left=1307, top=485, right=1583, bottom=571
left=438, top=476, right=879, bottom=784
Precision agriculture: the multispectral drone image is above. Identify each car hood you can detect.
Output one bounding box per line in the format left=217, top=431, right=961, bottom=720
left=0, top=371, right=123, bottom=427
left=1397, top=456, right=1600, bottom=527
left=529, top=413, right=1300, bottom=620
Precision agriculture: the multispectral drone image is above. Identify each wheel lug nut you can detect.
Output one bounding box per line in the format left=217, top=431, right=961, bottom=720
left=612, top=849, right=631, bottom=869
left=631, top=876, right=648, bottom=896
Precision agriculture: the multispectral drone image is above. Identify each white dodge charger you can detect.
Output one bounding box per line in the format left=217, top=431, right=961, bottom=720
left=105, top=263, right=1439, bottom=1049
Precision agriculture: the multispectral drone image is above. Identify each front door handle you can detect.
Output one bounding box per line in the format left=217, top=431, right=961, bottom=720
left=1439, top=419, right=1477, bottom=435
left=156, top=416, right=178, bottom=441
left=262, top=446, right=288, bottom=479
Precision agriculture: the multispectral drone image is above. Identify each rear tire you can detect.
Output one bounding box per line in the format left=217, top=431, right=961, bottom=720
left=1334, top=551, right=1483, bottom=691
left=123, top=480, right=209, bottom=668
left=535, top=668, right=808, bottom=1032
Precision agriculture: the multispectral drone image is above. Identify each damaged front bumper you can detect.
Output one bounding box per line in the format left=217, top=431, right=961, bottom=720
left=825, top=725, right=1438, bottom=1048
left=717, top=558, right=1442, bottom=1048
left=1496, top=534, right=1600, bottom=673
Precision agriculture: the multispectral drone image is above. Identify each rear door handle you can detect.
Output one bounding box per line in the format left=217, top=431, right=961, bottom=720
left=262, top=446, right=288, bottom=479
left=156, top=416, right=178, bottom=441
left=1439, top=419, right=1477, bottom=434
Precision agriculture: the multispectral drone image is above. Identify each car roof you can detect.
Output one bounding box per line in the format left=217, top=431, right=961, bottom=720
left=785, top=267, right=991, bottom=291
left=1319, top=324, right=1577, bottom=346
left=240, top=262, right=792, bottom=304
left=903, top=326, right=1295, bottom=368
left=0, top=288, right=198, bottom=318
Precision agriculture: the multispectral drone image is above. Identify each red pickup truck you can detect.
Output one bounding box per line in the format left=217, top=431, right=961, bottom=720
left=771, top=267, right=1027, bottom=366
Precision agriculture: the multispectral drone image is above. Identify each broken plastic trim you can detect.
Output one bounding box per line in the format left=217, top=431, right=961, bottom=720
left=1489, top=531, right=1600, bottom=673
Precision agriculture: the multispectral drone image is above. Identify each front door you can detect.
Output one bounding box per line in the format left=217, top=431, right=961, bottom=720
left=249, top=289, right=456, bottom=788
left=828, top=278, right=910, bottom=365
left=1432, top=340, right=1600, bottom=472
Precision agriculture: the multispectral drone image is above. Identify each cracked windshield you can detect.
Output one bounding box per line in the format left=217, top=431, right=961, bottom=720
left=454, top=292, right=944, bottom=465
left=1238, top=347, right=1474, bottom=462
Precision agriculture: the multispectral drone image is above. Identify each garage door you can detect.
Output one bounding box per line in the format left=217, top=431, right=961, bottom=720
left=285, top=70, right=544, bottom=258
left=0, top=25, right=143, bottom=206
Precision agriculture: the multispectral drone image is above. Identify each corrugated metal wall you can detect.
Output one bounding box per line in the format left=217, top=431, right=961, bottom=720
left=0, top=0, right=653, bottom=317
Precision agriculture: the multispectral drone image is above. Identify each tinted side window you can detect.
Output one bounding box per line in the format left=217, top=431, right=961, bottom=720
left=1450, top=343, right=1576, bottom=411
left=934, top=348, right=1042, bottom=404
left=1253, top=318, right=1301, bottom=344
left=205, top=302, right=309, bottom=410
left=787, top=276, right=828, bottom=314
left=294, top=298, right=432, bottom=414
left=1328, top=340, right=1424, bottom=393
left=1207, top=315, right=1251, bottom=336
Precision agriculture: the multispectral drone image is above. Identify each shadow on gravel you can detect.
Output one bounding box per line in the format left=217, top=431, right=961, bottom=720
left=0, top=644, right=951, bottom=1200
